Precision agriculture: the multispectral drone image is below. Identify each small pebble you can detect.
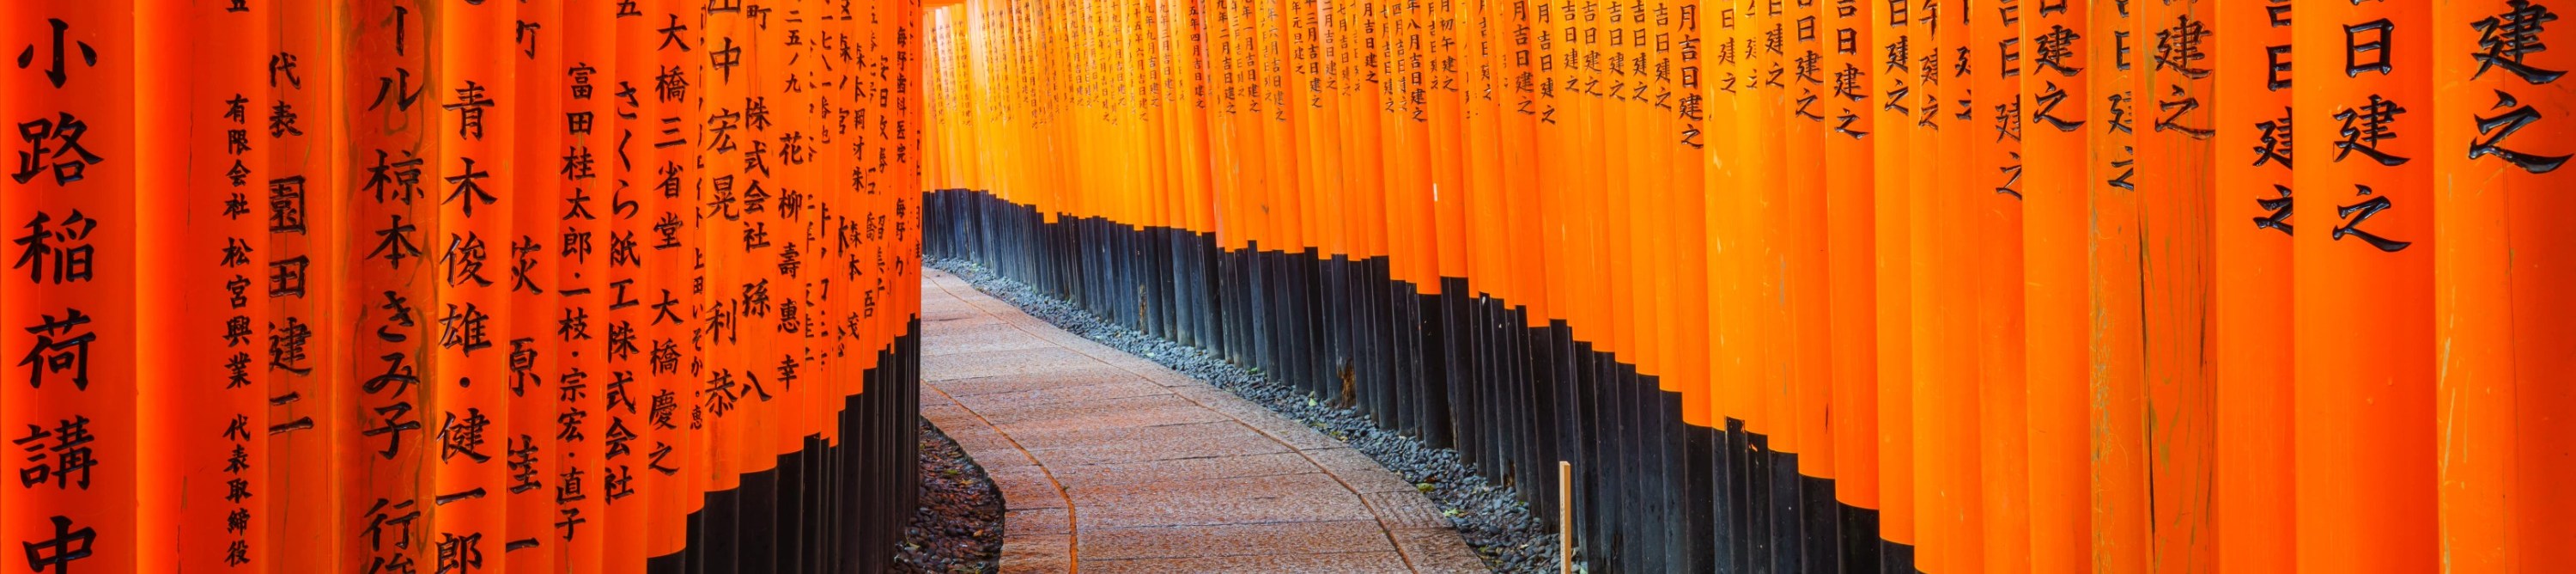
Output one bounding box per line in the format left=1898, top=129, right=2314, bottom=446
left=892, top=418, right=1003, bottom=574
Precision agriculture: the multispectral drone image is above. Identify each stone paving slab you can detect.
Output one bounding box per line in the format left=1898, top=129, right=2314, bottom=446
left=1005, top=420, right=1261, bottom=451
left=1309, top=448, right=1425, bottom=495
left=1042, top=452, right=1323, bottom=492
left=1078, top=520, right=1395, bottom=560
left=1024, top=430, right=1291, bottom=467
left=951, top=376, right=1166, bottom=402
left=934, top=368, right=1143, bottom=398
left=1081, top=552, right=1418, bottom=574
left=920, top=269, right=1487, bottom=573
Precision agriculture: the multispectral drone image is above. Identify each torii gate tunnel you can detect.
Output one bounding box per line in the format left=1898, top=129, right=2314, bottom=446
left=0, top=0, right=2570, bottom=572
left=920, top=0, right=2573, bottom=573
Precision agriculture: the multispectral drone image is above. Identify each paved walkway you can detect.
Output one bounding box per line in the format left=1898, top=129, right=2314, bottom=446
left=920, top=269, right=1489, bottom=573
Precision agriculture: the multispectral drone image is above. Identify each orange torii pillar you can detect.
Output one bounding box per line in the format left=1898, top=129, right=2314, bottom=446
left=2137, top=2, right=2220, bottom=571
left=697, top=1, right=750, bottom=567
left=602, top=1, right=657, bottom=571
left=2085, top=2, right=2145, bottom=571
left=647, top=0, right=700, bottom=565
left=1864, top=0, right=1917, bottom=565
left=2214, top=2, right=2297, bottom=573
left=1973, top=3, right=2030, bottom=572
left=2292, top=2, right=2436, bottom=572
left=431, top=0, right=516, bottom=571
left=510, top=2, right=565, bottom=572
left=269, top=1, right=346, bottom=571
left=557, top=1, right=616, bottom=569
left=1819, top=2, right=1884, bottom=570
left=2019, top=1, right=2090, bottom=571
left=1924, top=3, right=1986, bottom=572
left=343, top=0, right=439, bottom=570
left=3, top=3, right=143, bottom=573
left=137, top=0, right=273, bottom=570
left=2433, top=0, right=2574, bottom=571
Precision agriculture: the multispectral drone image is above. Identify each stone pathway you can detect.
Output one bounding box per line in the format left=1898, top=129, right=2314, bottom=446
left=919, top=269, right=1490, bottom=573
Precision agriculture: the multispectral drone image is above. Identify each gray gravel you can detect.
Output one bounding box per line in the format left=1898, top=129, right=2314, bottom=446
left=894, top=418, right=1003, bottom=574
left=930, top=258, right=1559, bottom=574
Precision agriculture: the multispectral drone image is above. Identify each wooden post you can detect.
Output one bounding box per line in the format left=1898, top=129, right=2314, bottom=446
left=1561, top=460, right=1573, bottom=574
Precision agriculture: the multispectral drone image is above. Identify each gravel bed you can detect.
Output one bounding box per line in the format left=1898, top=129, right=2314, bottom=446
left=930, top=258, right=1559, bottom=574
left=893, top=418, right=1004, bottom=574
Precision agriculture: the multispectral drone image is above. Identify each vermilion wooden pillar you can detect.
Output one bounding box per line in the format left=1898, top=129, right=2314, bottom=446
left=270, top=0, right=345, bottom=570
left=1266, top=0, right=1312, bottom=280
left=675, top=0, right=711, bottom=556
left=1947, top=3, right=1991, bottom=571
left=1705, top=10, right=1753, bottom=571
left=602, top=0, right=654, bottom=570
left=140, top=0, right=276, bottom=570
left=2086, top=1, right=2148, bottom=571
left=1974, top=2, right=2032, bottom=572
left=2292, top=1, right=2435, bottom=572
left=643, top=0, right=695, bottom=561
left=732, top=0, right=776, bottom=551
left=509, top=0, right=564, bottom=570
left=1732, top=0, right=1783, bottom=482
left=1823, top=0, right=1881, bottom=532
left=1460, top=0, right=1503, bottom=320
left=343, top=0, right=436, bottom=571
left=432, top=0, right=517, bottom=570
left=3, top=3, right=142, bottom=573
left=2019, top=0, right=2091, bottom=570
left=1779, top=0, right=1835, bottom=502
left=2211, top=1, right=2296, bottom=572
left=1607, top=0, right=1644, bottom=407
left=1596, top=0, right=1629, bottom=388
left=698, top=1, right=749, bottom=555
left=1669, top=0, right=1714, bottom=441
left=556, top=2, right=614, bottom=570
left=2137, top=2, right=2218, bottom=572
left=1900, top=0, right=1944, bottom=564
left=753, top=0, right=798, bottom=502
left=1866, top=0, right=1917, bottom=555
left=1534, top=0, right=1572, bottom=374
left=137, top=0, right=242, bottom=570
left=2433, top=1, right=2573, bottom=571
left=900, top=0, right=926, bottom=347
